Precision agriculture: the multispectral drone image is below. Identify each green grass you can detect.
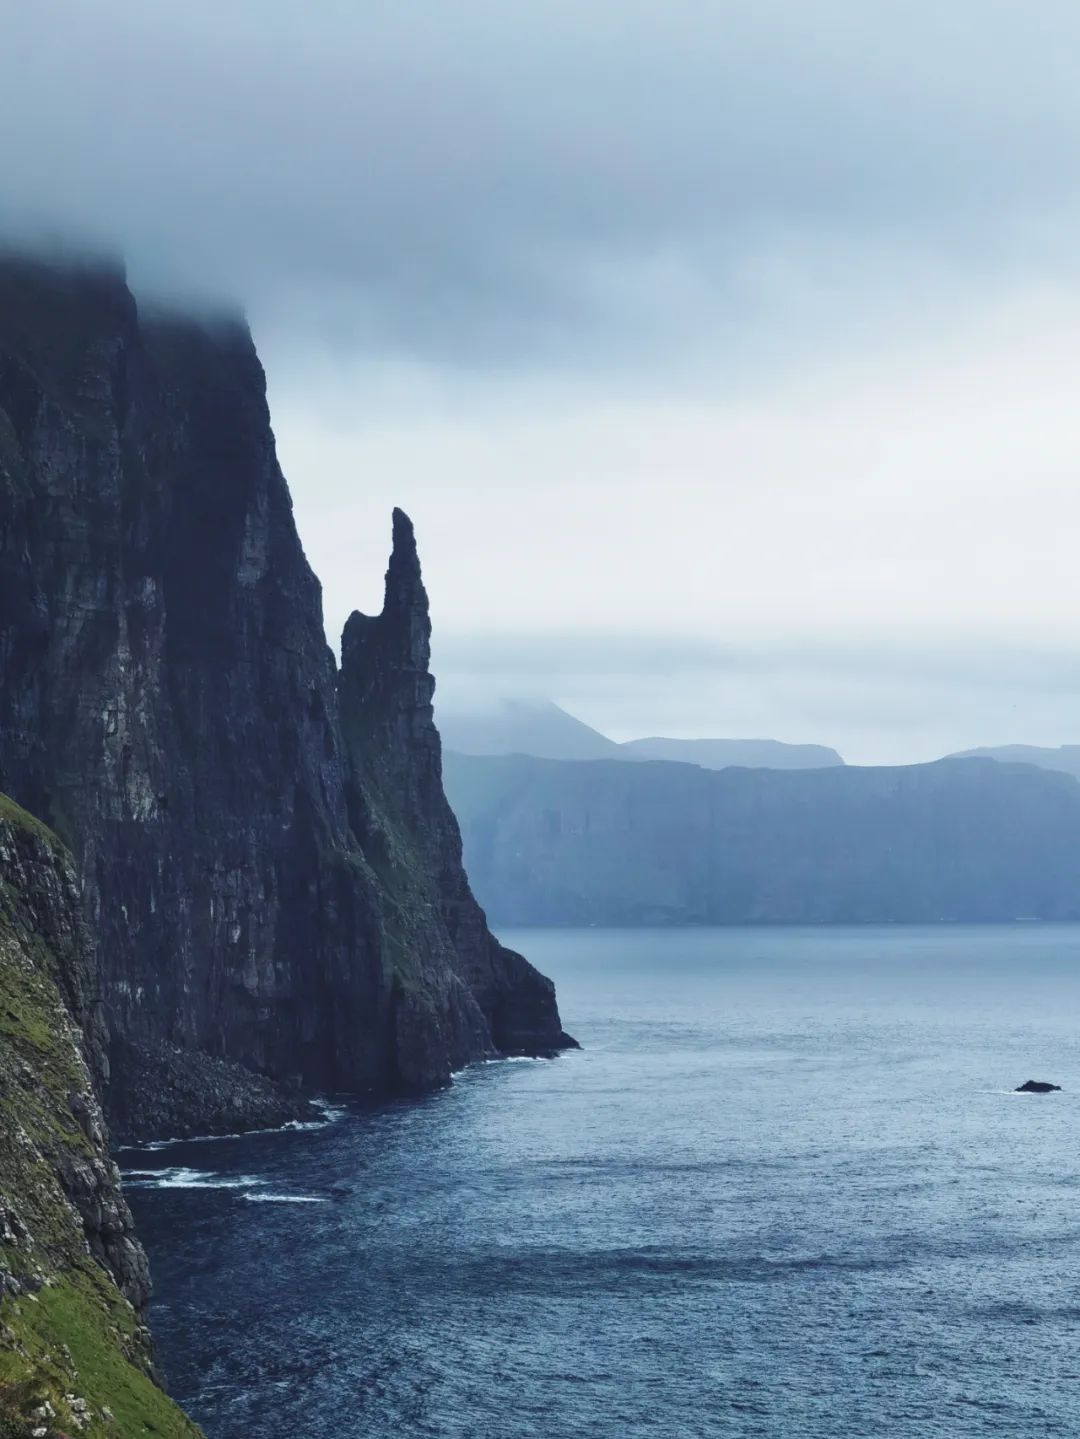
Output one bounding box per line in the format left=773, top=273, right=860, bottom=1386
left=0, top=1267, right=201, bottom=1438
left=0, top=927, right=94, bottom=1169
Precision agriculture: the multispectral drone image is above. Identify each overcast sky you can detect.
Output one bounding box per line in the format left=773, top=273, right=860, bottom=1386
left=4, top=1, right=1080, bottom=762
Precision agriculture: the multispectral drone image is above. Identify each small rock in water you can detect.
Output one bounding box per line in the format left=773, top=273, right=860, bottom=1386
left=1015, top=1079, right=1062, bottom=1093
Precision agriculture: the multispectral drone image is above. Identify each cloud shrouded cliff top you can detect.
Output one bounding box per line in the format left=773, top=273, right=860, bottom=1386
left=5, top=1, right=1080, bottom=362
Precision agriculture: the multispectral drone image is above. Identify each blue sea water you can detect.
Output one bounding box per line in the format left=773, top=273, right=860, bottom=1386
left=124, top=926, right=1080, bottom=1438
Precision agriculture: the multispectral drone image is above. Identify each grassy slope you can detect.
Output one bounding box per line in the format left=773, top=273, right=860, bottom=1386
left=0, top=805, right=201, bottom=1439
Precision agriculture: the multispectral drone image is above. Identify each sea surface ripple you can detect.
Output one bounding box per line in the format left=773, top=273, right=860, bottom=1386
left=125, top=925, right=1080, bottom=1437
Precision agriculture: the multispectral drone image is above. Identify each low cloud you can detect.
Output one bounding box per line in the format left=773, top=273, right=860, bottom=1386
left=432, top=631, right=1080, bottom=766
left=4, top=1, right=1080, bottom=370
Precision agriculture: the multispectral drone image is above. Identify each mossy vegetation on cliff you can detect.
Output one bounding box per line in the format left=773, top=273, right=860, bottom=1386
left=0, top=796, right=60, bottom=855
left=0, top=1269, right=201, bottom=1439
left=0, top=802, right=201, bottom=1439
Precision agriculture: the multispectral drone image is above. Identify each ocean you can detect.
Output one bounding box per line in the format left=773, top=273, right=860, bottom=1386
left=124, top=925, right=1080, bottom=1437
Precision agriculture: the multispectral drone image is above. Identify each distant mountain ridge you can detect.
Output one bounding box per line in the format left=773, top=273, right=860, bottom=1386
left=950, top=744, right=1080, bottom=781
left=438, top=699, right=619, bottom=760
left=437, top=699, right=844, bottom=770
left=619, top=736, right=843, bottom=769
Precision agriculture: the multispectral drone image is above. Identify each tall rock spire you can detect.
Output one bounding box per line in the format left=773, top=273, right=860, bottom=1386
left=338, top=511, right=576, bottom=1081
left=372, top=507, right=431, bottom=672
left=340, top=507, right=437, bottom=765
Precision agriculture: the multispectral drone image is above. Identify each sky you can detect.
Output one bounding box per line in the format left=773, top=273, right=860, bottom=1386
left=4, top=0, right=1080, bottom=763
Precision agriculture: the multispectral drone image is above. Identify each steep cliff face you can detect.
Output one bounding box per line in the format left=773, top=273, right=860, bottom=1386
left=339, top=512, right=575, bottom=1086
left=0, top=798, right=199, bottom=1439
left=0, top=255, right=571, bottom=1140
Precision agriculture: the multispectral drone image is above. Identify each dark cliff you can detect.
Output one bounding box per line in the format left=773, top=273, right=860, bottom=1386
left=0, top=797, right=199, bottom=1438
left=339, top=513, right=574, bottom=1087
left=0, top=255, right=571, bottom=1141
left=444, top=751, right=1080, bottom=924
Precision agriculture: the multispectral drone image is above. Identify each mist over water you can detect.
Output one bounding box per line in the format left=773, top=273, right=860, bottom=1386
left=126, top=926, right=1080, bottom=1438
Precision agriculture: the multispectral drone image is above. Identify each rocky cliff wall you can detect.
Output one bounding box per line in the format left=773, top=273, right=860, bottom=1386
left=0, top=255, right=571, bottom=1140
left=0, top=797, right=199, bottom=1439
left=339, top=511, right=575, bottom=1087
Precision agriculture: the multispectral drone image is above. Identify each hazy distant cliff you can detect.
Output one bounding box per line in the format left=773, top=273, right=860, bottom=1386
left=445, top=751, right=1080, bottom=924
left=949, top=744, right=1080, bottom=781
left=0, top=256, right=571, bottom=1141
left=617, top=736, right=843, bottom=769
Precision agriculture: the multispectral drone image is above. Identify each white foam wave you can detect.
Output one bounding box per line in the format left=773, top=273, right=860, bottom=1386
left=122, top=1167, right=265, bottom=1191
left=452, top=1055, right=548, bottom=1080
left=118, top=1097, right=349, bottom=1152
left=242, top=1192, right=327, bottom=1204
left=278, top=1100, right=350, bottom=1133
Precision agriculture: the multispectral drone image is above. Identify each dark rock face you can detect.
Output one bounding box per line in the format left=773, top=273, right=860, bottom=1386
left=1015, top=1080, right=1062, bottom=1093
left=0, top=799, right=149, bottom=1307
left=107, top=1039, right=319, bottom=1146
left=339, top=512, right=576, bottom=1085
left=0, top=256, right=572, bottom=1140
